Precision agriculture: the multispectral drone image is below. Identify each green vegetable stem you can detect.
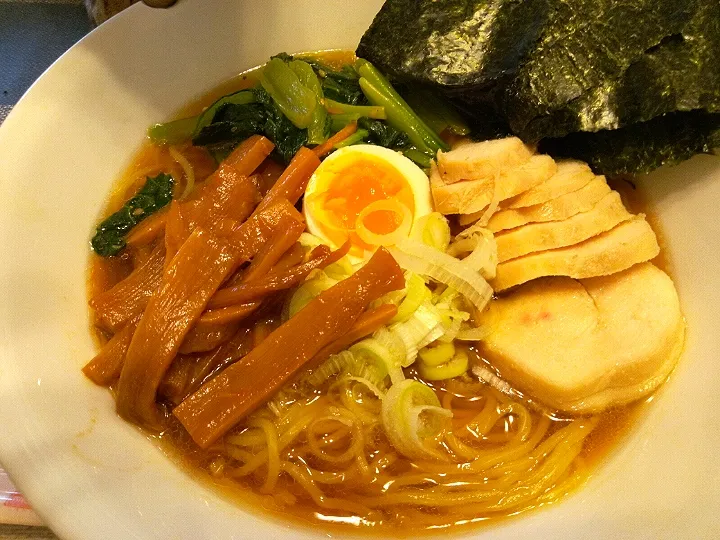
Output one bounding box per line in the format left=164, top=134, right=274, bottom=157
left=147, top=91, right=256, bottom=145
left=355, top=59, right=449, bottom=154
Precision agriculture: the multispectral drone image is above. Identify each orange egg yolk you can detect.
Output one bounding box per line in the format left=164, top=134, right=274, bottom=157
left=308, top=155, right=415, bottom=253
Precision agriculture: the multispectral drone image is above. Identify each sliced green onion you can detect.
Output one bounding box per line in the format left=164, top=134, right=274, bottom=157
left=418, top=350, right=469, bottom=381
left=391, top=301, right=444, bottom=366
left=412, top=212, right=451, bottom=252
left=350, top=338, right=401, bottom=384
left=438, top=316, right=462, bottom=343
left=286, top=270, right=337, bottom=318
left=448, top=222, right=498, bottom=281
left=392, top=272, right=431, bottom=323
left=390, top=239, right=494, bottom=315
left=456, top=325, right=492, bottom=341
left=381, top=379, right=452, bottom=460
left=419, top=342, right=456, bottom=367
left=372, top=327, right=408, bottom=379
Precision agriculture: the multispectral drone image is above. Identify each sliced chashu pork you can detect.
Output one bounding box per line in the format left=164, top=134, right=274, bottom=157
left=496, top=191, right=634, bottom=262
left=432, top=155, right=556, bottom=215
left=475, top=175, right=611, bottom=231
left=503, top=159, right=595, bottom=209
left=478, top=263, right=684, bottom=413
left=491, top=217, right=659, bottom=291
left=436, top=137, right=534, bottom=184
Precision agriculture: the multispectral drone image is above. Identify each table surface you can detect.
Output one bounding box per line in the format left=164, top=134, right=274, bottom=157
left=1, top=2, right=89, bottom=537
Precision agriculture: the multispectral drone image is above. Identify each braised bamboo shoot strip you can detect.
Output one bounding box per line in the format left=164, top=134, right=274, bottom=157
left=243, top=219, right=306, bottom=283
left=115, top=200, right=304, bottom=429
left=311, top=303, right=399, bottom=366
left=160, top=327, right=254, bottom=406
left=89, top=244, right=165, bottom=332
left=197, top=302, right=261, bottom=326
left=174, top=247, right=405, bottom=448
left=208, top=242, right=350, bottom=308
left=193, top=218, right=306, bottom=330
left=178, top=319, right=241, bottom=355
left=222, top=135, right=275, bottom=174
left=255, top=146, right=321, bottom=213
left=82, top=316, right=141, bottom=386
left=125, top=208, right=169, bottom=248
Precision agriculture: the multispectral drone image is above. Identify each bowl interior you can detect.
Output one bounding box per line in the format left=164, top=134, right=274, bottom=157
left=0, top=1, right=719, bottom=538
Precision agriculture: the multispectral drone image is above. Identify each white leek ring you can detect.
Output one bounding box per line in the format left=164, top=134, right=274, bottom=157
left=169, top=146, right=195, bottom=200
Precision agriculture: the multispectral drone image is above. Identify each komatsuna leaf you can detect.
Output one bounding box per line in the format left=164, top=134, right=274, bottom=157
left=91, top=173, right=174, bottom=257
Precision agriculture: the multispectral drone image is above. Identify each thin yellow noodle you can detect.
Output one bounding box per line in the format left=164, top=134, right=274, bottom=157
left=307, top=416, right=357, bottom=464
left=227, top=427, right=266, bottom=447
left=309, top=425, right=353, bottom=449
left=226, top=406, right=321, bottom=478
left=248, top=418, right=280, bottom=494
left=280, top=461, right=374, bottom=517
left=361, top=485, right=501, bottom=507
left=223, top=446, right=256, bottom=463
left=305, top=466, right=356, bottom=485
left=337, top=383, right=380, bottom=426
left=462, top=394, right=499, bottom=438
left=168, top=146, right=196, bottom=200
left=418, top=415, right=551, bottom=474
left=214, top=363, right=605, bottom=528
left=484, top=442, right=585, bottom=512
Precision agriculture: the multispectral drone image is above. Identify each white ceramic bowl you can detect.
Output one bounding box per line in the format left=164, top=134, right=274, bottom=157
left=1, top=1, right=719, bottom=538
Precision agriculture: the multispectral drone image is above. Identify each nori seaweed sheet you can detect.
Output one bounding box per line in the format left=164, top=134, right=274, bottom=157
left=357, top=0, right=720, bottom=175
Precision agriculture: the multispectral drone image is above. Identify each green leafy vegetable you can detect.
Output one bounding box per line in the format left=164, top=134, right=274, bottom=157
left=357, top=117, right=408, bottom=149
left=260, top=57, right=318, bottom=129
left=147, top=117, right=197, bottom=145
left=400, top=87, right=470, bottom=136
left=325, top=98, right=386, bottom=119
left=147, top=91, right=256, bottom=145
left=192, top=102, right=267, bottom=146
left=289, top=59, right=329, bottom=145
left=91, top=173, right=174, bottom=257
left=253, top=87, right=309, bottom=163
left=308, top=60, right=367, bottom=105
left=193, top=87, right=308, bottom=164
left=357, top=0, right=720, bottom=175
left=193, top=90, right=256, bottom=137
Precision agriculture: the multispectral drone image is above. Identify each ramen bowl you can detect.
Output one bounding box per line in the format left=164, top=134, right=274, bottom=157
left=0, top=0, right=719, bottom=538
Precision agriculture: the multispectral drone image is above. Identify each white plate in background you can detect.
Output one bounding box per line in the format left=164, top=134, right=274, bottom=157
left=0, top=1, right=719, bottom=538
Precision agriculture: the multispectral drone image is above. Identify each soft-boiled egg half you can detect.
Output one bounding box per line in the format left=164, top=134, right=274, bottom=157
left=304, top=145, right=433, bottom=258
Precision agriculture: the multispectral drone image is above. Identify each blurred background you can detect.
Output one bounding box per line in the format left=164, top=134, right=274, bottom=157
left=0, top=0, right=150, bottom=125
